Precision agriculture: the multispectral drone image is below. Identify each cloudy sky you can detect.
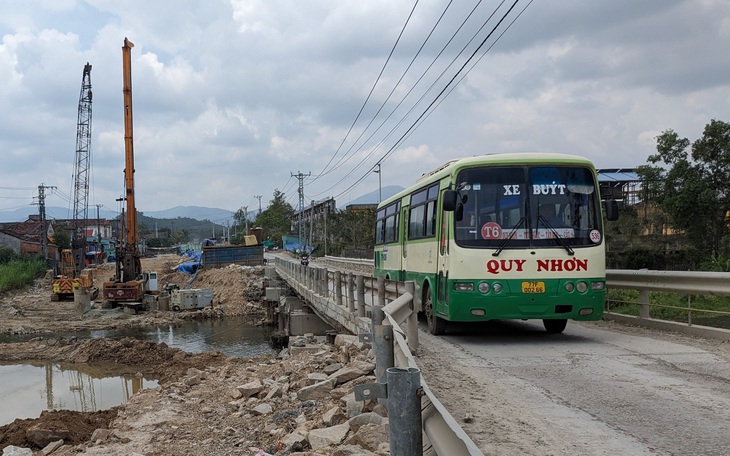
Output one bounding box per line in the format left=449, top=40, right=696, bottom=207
left=0, top=0, right=728, bottom=222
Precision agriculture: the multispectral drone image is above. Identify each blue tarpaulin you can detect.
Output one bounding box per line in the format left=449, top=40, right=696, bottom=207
left=177, top=261, right=201, bottom=274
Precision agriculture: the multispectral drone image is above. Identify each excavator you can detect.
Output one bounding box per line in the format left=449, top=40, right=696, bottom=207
left=102, top=38, right=147, bottom=304
left=51, top=63, right=97, bottom=301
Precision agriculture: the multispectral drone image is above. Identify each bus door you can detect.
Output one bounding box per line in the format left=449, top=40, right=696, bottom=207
left=436, top=206, right=449, bottom=310
left=400, top=205, right=409, bottom=282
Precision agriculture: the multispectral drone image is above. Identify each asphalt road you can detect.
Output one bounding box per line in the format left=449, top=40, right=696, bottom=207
left=416, top=319, right=730, bottom=456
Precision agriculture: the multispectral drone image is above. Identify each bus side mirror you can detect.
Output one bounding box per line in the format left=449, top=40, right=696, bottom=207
left=604, top=199, right=619, bottom=221
left=443, top=190, right=457, bottom=211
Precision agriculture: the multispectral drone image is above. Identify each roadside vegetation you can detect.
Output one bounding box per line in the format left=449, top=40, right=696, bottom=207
left=607, top=289, right=730, bottom=329
left=0, top=247, right=46, bottom=294
left=605, top=119, right=730, bottom=270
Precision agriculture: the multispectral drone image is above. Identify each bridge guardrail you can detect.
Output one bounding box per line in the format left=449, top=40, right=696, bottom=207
left=274, top=257, right=484, bottom=456
left=318, top=256, right=730, bottom=335
left=605, top=269, right=730, bottom=336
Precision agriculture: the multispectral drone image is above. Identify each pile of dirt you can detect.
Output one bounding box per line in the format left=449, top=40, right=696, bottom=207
left=0, top=336, right=244, bottom=383
left=0, top=409, right=119, bottom=449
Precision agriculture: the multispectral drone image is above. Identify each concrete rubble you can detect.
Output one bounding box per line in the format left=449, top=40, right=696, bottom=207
left=1, top=334, right=391, bottom=456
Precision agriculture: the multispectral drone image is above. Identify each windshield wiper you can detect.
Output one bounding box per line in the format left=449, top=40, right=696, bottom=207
left=492, top=217, right=525, bottom=257
left=537, top=215, right=574, bottom=256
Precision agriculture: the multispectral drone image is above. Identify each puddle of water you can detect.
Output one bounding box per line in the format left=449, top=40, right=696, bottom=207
left=1, top=317, right=279, bottom=358
left=86, top=317, right=279, bottom=358
left=0, top=317, right=278, bottom=425
left=0, top=362, right=158, bottom=426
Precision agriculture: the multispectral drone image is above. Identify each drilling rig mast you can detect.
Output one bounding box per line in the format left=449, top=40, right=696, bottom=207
left=103, top=38, right=145, bottom=303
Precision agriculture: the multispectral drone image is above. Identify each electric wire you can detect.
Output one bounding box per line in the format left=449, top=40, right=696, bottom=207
left=311, top=0, right=456, bottom=181
left=332, top=0, right=525, bottom=200
left=312, top=0, right=421, bottom=181
left=312, top=0, right=508, bottom=198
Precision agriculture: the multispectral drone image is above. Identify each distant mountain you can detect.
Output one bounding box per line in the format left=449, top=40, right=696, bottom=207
left=143, top=206, right=235, bottom=222
left=0, top=206, right=118, bottom=223
left=338, top=185, right=404, bottom=209
left=0, top=205, right=238, bottom=224
left=1, top=193, right=405, bottom=224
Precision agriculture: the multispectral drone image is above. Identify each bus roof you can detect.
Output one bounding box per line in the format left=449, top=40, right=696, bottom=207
left=377, top=152, right=597, bottom=209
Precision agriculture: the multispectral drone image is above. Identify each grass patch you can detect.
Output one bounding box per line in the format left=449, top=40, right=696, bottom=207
left=606, top=289, right=730, bottom=330
left=0, top=257, right=47, bottom=293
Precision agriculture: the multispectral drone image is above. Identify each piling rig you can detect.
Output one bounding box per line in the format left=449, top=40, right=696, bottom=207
left=102, top=38, right=145, bottom=303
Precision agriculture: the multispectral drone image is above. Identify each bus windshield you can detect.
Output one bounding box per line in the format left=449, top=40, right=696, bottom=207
left=453, top=165, right=602, bottom=249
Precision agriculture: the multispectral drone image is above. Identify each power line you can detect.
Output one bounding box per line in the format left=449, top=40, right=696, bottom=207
left=310, top=0, right=505, bottom=198
left=313, top=0, right=421, bottom=180
left=311, top=0, right=458, bottom=181
left=332, top=0, right=528, bottom=200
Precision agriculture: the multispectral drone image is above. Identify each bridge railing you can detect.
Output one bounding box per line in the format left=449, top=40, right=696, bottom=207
left=317, top=256, right=730, bottom=335
left=274, top=257, right=484, bottom=456
left=606, top=269, right=730, bottom=334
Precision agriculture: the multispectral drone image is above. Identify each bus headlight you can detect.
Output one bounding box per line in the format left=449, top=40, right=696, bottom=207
left=455, top=282, right=474, bottom=292
left=592, top=281, right=605, bottom=290
left=478, top=282, right=490, bottom=293
left=564, top=282, right=575, bottom=292
left=576, top=281, right=588, bottom=293
left=492, top=283, right=502, bottom=293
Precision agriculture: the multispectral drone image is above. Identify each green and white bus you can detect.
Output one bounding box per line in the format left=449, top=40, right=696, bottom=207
left=373, top=153, right=618, bottom=335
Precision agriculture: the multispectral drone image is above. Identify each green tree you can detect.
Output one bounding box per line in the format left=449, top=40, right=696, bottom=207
left=254, top=190, right=294, bottom=247
left=638, top=119, right=730, bottom=258
left=0, top=246, right=18, bottom=264
left=323, top=208, right=376, bottom=257
left=52, top=230, right=71, bottom=249
left=231, top=207, right=250, bottom=244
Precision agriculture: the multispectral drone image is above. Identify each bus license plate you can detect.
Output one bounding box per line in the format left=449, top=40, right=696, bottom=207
left=521, top=281, right=545, bottom=293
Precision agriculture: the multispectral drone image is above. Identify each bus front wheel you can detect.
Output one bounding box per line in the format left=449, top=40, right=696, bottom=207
left=424, top=288, right=446, bottom=335
left=543, top=319, right=567, bottom=334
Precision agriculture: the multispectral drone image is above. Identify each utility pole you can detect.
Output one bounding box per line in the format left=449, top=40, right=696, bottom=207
left=308, top=200, right=314, bottom=254
left=373, top=163, right=382, bottom=203
left=291, top=171, right=310, bottom=252
left=33, top=184, right=56, bottom=262
left=242, top=206, right=249, bottom=234
left=96, top=204, right=102, bottom=264
left=254, top=195, right=262, bottom=215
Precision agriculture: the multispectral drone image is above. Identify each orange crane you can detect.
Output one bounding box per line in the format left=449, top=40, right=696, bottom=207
left=51, top=63, right=96, bottom=301
left=102, top=38, right=145, bottom=303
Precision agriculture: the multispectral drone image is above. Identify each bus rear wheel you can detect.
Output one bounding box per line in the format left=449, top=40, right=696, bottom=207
left=543, top=319, right=567, bottom=334
left=424, top=288, right=446, bottom=335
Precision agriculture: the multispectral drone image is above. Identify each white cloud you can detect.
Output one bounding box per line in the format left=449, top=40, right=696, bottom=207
left=0, top=0, right=728, bottom=217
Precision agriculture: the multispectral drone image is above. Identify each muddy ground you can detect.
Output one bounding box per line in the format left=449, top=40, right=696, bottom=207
left=0, top=254, right=320, bottom=455
left=1, top=254, right=267, bottom=336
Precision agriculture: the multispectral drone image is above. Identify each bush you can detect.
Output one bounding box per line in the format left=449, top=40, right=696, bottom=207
left=0, top=257, right=47, bottom=293
left=0, top=246, right=18, bottom=264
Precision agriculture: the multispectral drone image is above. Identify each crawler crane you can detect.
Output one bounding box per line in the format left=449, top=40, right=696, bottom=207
left=51, top=63, right=97, bottom=301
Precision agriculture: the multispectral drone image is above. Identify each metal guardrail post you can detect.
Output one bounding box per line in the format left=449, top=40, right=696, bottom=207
left=335, top=271, right=342, bottom=306
left=371, top=304, right=393, bottom=389
left=357, top=275, right=366, bottom=317
left=639, top=290, right=650, bottom=319
left=378, top=276, right=385, bottom=308
left=387, top=367, right=423, bottom=456
left=375, top=324, right=394, bottom=387
left=322, top=268, right=328, bottom=297
left=372, top=303, right=384, bottom=326
left=405, top=281, right=419, bottom=352
left=347, top=272, right=355, bottom=312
